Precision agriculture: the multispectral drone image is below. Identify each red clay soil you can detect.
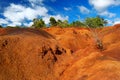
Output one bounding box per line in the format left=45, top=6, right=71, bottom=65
left=0, top=28, right=70, bottom=80
left=0, top=24, right=120, bottom=80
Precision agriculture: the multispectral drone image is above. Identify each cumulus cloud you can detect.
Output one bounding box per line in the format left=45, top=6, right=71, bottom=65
left=64, top=7, right=72, bottom=11
left=23, top=22, right=33, bottom=27
left=99, top=11, right=116, bottom=18
left=78, top=6, right=90, bottom=14
left=7, top=22, right=22, bottom=27
left=0, top=3, right=68, bottom=26
left=89, top=0, right=120, bottom=18
left=89, top=0, right=113, bottom=12
left=114, top=21, right=120, bottom=25
left=43, top=14, right=69, bottom=24
left=89, top=0, right=120, bottom=12
left=4, top=3, right=48, bottom=22
left=113, top=18, right=120, bottom=25
left=105, top=18, right=120, bottom=26
left=105, top=19, right=113, bottom=25
left=2, top=3, right=48, bottom=26
left=52, top=15, right=69, bottom=22
left=0, top=18, right=8, bottom=25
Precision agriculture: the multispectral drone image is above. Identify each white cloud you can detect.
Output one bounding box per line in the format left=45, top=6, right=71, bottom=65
left=113, top=18, right=120, bottom=25
left=99, top=11, right=116, bottom=18
left=4, top=4, right=26, bottom=22
left=64, top=7, right=72, bottom=11
left=0, top=18, right=8, bottom=25
left=1, top=3, right=68, bottom=26
left=89, top=0, right=113, bottom=12
left=105, top=19, right=113, bottom=25
left=7, top=22, right=22, bottom=27
left=24, top=22, right=33, bottom=27
left=78, top=6, right=90, bottom=14
left=43, top=14, right=69, bottom=24
left=105, top=18, right=120, bottom=26
left=89, top=0, right=120, bottom=18
left=89, top=0, right=120, bottom=12
left=4, top=3, right=48, bottom=22
left=114, top=21, right=120, bottom=25
left=53, top=15, right=69, bottom=21
left=2, top=3, right=48, bottom=26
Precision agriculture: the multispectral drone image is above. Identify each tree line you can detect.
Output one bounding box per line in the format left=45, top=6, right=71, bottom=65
left=0, top=16, right=107, bottom=28
left=32, top=16, right=107, bottom=28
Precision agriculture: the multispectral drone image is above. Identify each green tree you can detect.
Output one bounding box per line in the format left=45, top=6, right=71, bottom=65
left=57, top=19, right=62, bottom=27
left=57, top=19, right=62, bottom=25
left=6, top=26, right=22, bottom=28
left=84, top=16, right=107, bottom=28
left=62, top=20, right=69, bottom=28
left=57, top=20, right=69, bottom=28
left=32, top=18, right=46, bottom=28
left=84, top=16, right=105, bottom=50
left=15, top=26, right=22, bottom=28
left=71, top=21, right=85, bottom=27
left=6, top=26, right=13, bottom=28
left=49, top=17, right=57, bottom=26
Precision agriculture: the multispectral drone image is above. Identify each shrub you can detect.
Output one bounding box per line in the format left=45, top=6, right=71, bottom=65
left=49, top=17, right=57, bottom=26
left=32, top=18, right=46, bottom=28
left=84, top=16, right=107, bottom=28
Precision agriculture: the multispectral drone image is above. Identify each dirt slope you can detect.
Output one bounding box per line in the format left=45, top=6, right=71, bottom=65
left=0, top=24, right=120, bottom=80
left=0, top=28, right=70, bottom=80
left=44, top=27, right=95, bottom=52
left=44, top=25, right=120, bottom=80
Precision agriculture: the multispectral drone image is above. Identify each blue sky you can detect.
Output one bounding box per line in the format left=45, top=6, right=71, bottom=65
left=0, top=0, right=120, bottom=27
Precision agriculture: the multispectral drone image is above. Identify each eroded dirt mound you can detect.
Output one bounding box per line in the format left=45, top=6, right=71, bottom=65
left=44, top=26, right=120, bottom=80
left=100, top=25, right=120, bottom=60
left=44, top=27, right=95, bottom=52
left=0, top=25, right=120, bottom=80
left=0, top=28, right=70, bottom=80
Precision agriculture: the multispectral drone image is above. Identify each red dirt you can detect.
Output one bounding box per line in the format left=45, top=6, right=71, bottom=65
left=0, top=24, right=120, bottom=80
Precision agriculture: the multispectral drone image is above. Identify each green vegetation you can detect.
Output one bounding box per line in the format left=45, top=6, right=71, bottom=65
left=49, top=16, right=107, bottom=28
left=49, top=17, right=57, bottom=26
left=84, top=16, right=107, bottom=28
left=32, top=18, right=46, bottom=28
left=1, top=16, right=107, bottom=28
left=6, top=26, right=23, bottom=28
left=0, top=16, right=105, bottom=50
left=57, top=20, right=69, bottom=28
left=83, top=16, right=105, bottom=50
left=71, top=20, right=85, bottom=27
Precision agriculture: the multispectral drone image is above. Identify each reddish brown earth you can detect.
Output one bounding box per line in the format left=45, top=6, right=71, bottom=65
left=0, top=24, right=120, bottom=80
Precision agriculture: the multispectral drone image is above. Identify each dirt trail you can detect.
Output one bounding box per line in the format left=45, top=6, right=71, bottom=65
left=0, top=25, right=120, bottom=80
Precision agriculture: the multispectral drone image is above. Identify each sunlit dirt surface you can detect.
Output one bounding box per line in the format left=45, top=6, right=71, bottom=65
left=0, top=24, right=120, bottom=80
